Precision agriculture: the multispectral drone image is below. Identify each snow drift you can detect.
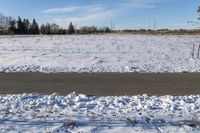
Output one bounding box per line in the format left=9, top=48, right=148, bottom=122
left=0, top=92, right=200, bottom=132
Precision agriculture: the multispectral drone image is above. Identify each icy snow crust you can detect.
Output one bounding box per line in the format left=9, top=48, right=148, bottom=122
left=0, top=35, right=200, bottom=73
left=0, top=92, right=200, bottom=132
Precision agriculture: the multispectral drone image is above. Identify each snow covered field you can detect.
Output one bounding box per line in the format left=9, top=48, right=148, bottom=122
left=0, top=92, right=199, bottom=132
left=0, top=35, right=200, bottom=132
left=0, top=35, right=200, bottom=73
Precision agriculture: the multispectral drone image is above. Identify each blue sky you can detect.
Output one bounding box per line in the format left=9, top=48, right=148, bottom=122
left=0, top=0, right=199, bottom=29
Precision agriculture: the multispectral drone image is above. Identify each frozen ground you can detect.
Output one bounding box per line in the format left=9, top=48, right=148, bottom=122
left=0, top=35, right=200, bottom=73
left=0, top=92, right=200, bottom=132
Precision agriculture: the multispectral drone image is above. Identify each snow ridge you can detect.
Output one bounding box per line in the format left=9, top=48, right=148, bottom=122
left=0, top=92, right=200, bottom=132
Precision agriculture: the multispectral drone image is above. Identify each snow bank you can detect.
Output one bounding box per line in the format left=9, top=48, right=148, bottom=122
left=0, top=35, right=200, bottom=73
left=0, top=92, right=200, bottom=132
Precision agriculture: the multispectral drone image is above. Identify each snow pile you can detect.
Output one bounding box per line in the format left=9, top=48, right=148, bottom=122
left=0, top=35, right=200, bottom=73
left=0, top=92, right=200, bottom=132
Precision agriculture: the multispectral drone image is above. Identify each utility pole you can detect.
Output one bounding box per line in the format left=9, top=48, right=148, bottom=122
left=110, top=20, right=113, bottom=32
left=154, top=19, right=157, bottom=30
left=192, top=44, right=195, bottom=59
left=74, top=21, right=77, bottom=34
left=148, top=18, right=151, bottom=29
left=197, top=44, right=200, bottom=59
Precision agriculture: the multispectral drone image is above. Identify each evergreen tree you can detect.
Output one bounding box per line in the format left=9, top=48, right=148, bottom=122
left=17, top=16, right=23, bottom=34
left=8, top=20, right=16, bottom=34
left=68, top=22, right=75, bottom=34
left=40, top=24, right=46, bottom=34
left=30, top=19, right=39, bottom=34
left=25, top=19, right=30, bottom=34
left=105, top=27, right=111, bottom=33
left=45, top=23, right=51, bottom=34
left=22, top=19, right=27, bottom=34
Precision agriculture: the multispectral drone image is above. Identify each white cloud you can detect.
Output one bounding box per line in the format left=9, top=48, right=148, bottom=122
left=42, top=4, right=115, bottom=27
left=117, top=0, right=163, bottom=9
left=54, top=10, right=115, bottom=27
left=41, top=0, right=164, bottom=27
left=41, top=5, right=103, bottom=14
left=42, top=7, right=79, bottom=14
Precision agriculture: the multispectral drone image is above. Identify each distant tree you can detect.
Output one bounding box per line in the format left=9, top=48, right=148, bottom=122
left=21, top=19, right=28, bottom=34
left=8, top=20, right=16, bottom=34
left=0, top=13, right=5, bottom=28
left=79, top=26, right=97, bottom=34
left=68, top=22, right=75, bottom=34
left=51, top=23, right=60, bottom=34
left=45, top=23, right=51, bottom=34
left=17, top=16, right=23, bottom=34
left=0, top=13, right=12, bottom=29
left=98, top=26, right=111, bottom=34
left=105, top=27, right=111, bottom=33
left=40, top=23, right=66, bottom=35
left=198, top=6, right=200, bottom=20
left=24, top=19, right=30, bottom=34
left=40, top=24, right=46, bottom=34
left=30, top=19, right=39, bottom=34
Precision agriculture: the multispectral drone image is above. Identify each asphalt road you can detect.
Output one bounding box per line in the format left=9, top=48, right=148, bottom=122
left=0, top=73, right=199, bottom=96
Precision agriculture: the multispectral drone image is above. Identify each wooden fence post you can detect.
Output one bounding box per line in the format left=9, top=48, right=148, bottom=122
left=197, top=44, right=200, bottom=59
left=192, top=44, right=195, bottom=58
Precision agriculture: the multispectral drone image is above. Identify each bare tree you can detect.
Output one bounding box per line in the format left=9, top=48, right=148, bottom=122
left=0, top=13, right=12, bottom=29
left=197, top=6, right=200, bottom=13
left=198, top=6, right=200, bottom=20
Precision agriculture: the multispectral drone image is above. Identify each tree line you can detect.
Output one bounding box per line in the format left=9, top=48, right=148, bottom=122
left=0, top=14, right=111, bottom=35
left=5, top=16, right=67, bottom=35
left=8, top=17, right=40, bottom=34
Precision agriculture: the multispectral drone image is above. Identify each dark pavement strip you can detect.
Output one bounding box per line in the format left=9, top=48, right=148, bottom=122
left=0, top=73, right=199, bottom=96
